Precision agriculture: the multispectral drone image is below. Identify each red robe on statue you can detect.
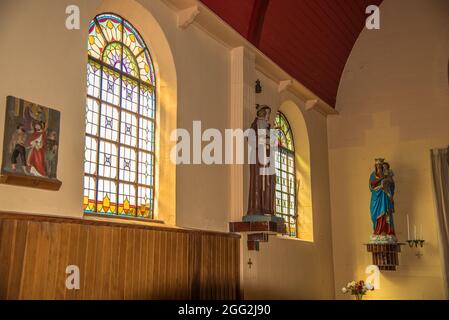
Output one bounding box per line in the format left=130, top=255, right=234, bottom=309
left=374, top=214, right=395, bottom=235
left=27, top=130, right=47, bottom=177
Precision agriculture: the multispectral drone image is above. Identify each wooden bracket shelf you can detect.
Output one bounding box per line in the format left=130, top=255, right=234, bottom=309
left=229, top=220, right=285, bottom=233
left=230, top=216, right=286, bottom=251
left=0, top=173, right=62, bottom=191
left=365, top=243, right=405, bottom=271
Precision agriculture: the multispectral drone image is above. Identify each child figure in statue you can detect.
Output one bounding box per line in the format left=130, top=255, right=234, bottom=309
left=381, top=162, right=394, bottom=200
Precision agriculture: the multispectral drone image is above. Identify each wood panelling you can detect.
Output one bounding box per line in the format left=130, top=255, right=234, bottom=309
left=0, top=212, right=240, bottom=300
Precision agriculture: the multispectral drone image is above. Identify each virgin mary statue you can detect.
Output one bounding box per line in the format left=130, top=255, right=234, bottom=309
left=369, top=158, right=397, bottom=243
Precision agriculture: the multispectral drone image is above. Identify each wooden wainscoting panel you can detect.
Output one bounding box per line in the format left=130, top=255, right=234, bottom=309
left=0, top=212, right=240, bottom=300
left=6, top=220, right=28, bottom=299
left=0, top=220, right=16, bottom=299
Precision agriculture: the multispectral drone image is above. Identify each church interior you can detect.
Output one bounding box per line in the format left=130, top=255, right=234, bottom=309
left=0, top=0, right=448, bottom=301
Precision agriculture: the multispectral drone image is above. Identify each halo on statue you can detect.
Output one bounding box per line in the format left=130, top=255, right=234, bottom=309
left=256, top=104, right=271, bottom=118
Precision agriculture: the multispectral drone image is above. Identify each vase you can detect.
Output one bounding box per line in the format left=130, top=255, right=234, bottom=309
left=355, top=294, right=363, bottom=300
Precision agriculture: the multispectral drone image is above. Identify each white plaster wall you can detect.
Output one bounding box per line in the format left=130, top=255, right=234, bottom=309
left=329, top=0, right=449, bottom=300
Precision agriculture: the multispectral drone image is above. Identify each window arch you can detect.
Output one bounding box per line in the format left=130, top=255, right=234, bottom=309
left=274, top=112, right=297, bottom=237
left=83, top=13, right=156, bottom=219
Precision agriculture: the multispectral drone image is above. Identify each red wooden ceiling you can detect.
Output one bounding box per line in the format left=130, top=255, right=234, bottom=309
left=201, top=0, right=383, bottom=107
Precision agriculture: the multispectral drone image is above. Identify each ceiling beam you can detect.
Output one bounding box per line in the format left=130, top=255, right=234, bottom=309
left=247, top=0, right=270, bottom=46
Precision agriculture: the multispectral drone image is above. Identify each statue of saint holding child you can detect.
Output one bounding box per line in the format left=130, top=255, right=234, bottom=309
left=369, top=158, right=397, bottom=243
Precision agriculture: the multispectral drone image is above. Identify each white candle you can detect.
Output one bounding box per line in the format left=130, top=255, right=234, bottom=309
left=407, top=215, right=410, bottom=240
left=414, top=225, right=417, bottom=240
left=420, top=224, right=423, bottom=240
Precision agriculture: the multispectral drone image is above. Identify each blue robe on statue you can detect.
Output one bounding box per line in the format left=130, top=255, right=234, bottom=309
left=369, top=172, right=395, bottom=235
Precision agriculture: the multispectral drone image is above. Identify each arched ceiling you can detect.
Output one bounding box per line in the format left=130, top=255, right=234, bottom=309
left=200, top=0, right=383, bottom=108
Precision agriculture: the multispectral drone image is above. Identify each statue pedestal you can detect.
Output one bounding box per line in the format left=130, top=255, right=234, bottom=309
left=365, top=243, right=405, bottom=271
left=229, top=214, right=286, bottom=251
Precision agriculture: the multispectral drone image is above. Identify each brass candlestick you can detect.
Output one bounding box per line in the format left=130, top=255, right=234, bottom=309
left=406, top=239, right=425, bottom=248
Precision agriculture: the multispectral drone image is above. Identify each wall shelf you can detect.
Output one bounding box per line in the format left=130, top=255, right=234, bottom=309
left=365, top=243, right=405, bottom=271
left=0, top=173, right=62, bottom=191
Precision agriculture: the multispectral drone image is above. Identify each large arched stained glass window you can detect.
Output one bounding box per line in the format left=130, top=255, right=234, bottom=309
left=274, top=112, right=297, bottom=237
left=83, top=13, right=156, bottom=219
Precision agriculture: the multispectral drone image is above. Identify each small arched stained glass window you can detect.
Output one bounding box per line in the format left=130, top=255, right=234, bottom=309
left=274, top=112, right=297, bottom=237
left=83, top=13, right=156, bottom=219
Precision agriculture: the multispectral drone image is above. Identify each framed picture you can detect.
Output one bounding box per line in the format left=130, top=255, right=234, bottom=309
left=0, top=96, right=62, bottom=190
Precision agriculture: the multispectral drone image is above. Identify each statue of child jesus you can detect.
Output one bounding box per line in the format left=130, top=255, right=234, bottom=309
left=381, top=162, right=394, bottom=201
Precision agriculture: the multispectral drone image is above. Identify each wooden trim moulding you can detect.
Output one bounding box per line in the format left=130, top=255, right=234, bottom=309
left=83, top=212, right=165, bottom=225
left=0, top=211, right=241, bottom=239
left=0, top=173, right=62, bottom=191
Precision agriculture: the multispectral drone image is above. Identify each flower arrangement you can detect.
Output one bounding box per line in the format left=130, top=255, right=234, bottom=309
left=341, top=280, right=374, bottom=300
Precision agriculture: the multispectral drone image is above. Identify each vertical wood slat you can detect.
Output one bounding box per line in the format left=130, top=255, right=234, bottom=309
left=19, top=222, right=40, bottom=299
left=109, top=226, right=121, bottom=299
left=152, top=229, right=161, bottom=299
left=0, top=212, right=240, bottom=300
left=117, top=227, right=127, bottom=299
left=139, top=228, right=148, bottom=300
left=0, top=220, right=16, bottom=299
left=145, top=229, right=155, bottom=299
left=84, top=224, right=97, bottom=300
left=101, top=226, right=113, bottom=299
left=7, top=221, right=28, bottom=299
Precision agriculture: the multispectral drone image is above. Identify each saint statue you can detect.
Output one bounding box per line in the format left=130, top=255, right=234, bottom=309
left=247, top=105, right=276, bottom=216
left=369, top=158, right=397, bottom=243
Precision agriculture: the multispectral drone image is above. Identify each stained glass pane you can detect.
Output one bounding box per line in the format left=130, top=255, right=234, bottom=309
left=84, top=13, right=156, bottom=220
left=138, top=152, right=154, bottom=186
left=98, top=141, right=117, bottom=179
left=137, top=186, right=153, bottom=218
left=139, top=118, right=154, bottom=152
left=102, top=42, right=123, bottom=70
left=85, top=98, right=99, bottom=136
left=123, top=20, right=146, bottom=57
left=275, top=112, right=297, bottom=237
left=99, top=104, right=119, bottom=141
left=138, top=50, right=155, bottom=84
left=122, top=46, right=139, bottom=78
left=118, top=183, right=136, bottom=215
left=83, top=176, right=96, bottom=213
left=121, top=77, right=139, bottom=113
left=87, top=21, right=106, bottom=59
left=101, top=68, right=121, bottom=106
left=274, top=113, right=294, bottom=151
left=87, top=60, right=101, bottom=98
left=120, top=111, right=137, bottom=147
left=97, top=179, right=117, bottom=214
left=84, top=136, right=97, bottom=175
left=119, top=146, right=136, bottom=182
left=140, top=85, right=155, bottom=118
left=97, top=14, right=122, bottom=43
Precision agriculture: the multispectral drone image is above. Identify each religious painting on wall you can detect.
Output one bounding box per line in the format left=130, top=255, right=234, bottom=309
left=0, top=96, right=61, bottom=190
